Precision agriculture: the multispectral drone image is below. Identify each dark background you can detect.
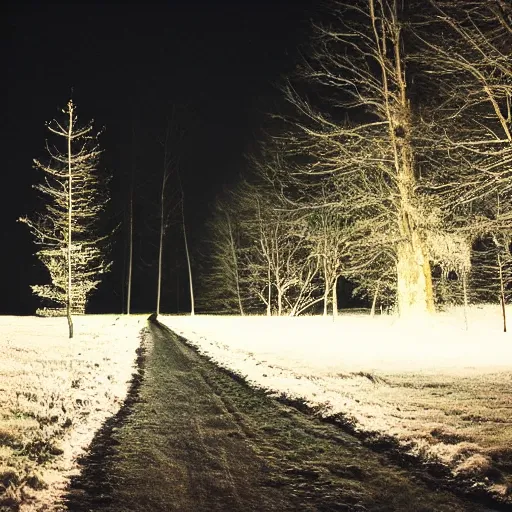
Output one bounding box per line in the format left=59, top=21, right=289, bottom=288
left=3, top=1, right=318, bottom=315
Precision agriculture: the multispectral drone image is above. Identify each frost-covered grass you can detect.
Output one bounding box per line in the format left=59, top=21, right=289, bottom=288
left=161, top=304, right=512, bottom=504
left=0, top=315, right=145, bottom=511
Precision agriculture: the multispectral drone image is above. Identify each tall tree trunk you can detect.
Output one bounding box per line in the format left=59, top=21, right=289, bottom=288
left=126, top=127, right=135, bottom=315
left=267, top=266, right=272, bottom=316
left=370, top=279, right=381, bottom=318
left=66, top=102, right=74, bottom=339
left=277, top=288, right=283, bottom=316
left=383, top=2, right=434, bottom=318
left=181, top=196, right=195, bottom=316
left=127, top=186, right=133, bottom=315
left=396, top=234, right=435, bottom=317
left=332, top=276, right=338, bottom=319
left=323, top=289, right=329, bottom=316
left=498, top=252, right=507, bottom=333
left=323, top=258, right=329, bottom=317
left=462, top=271, right=469, bottom=331
left=226, top=213, right=244, bottom=316
left=156, top=168, right=166, bottom=316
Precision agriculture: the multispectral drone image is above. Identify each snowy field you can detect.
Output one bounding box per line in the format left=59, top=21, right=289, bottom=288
left=161, top=304, right=512, bottom=503
left=167, top=306, right=511, bottom=374
left=0, top=315, right=145, bottom=511
left=1, top=308, right=510, bottom=509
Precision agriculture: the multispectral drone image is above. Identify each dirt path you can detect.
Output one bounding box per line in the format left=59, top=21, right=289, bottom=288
left=62, top=320, right=498, bottom=511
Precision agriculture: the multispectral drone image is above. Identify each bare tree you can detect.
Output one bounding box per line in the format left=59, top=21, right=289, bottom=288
left=126, top=124, right=135, bottom=315
left=416, top=0, right=511, bottom=218
left=259, top=204, right=321, bottom=316
left=156, top=151, right=168, bottom=316
left=413, top=0, right=511, bottom=324
left=306, top=202, right=350, bottom=318
left=256, top=139, right=404, bottom=316
left=19, top=100, right=110, bottom=337
left=155, top=118, right=182, bottom=316
left=469, top=194, right=511, bottom=332
left=203, top=177, right=323, bottom=316
left=178, top=171, right=195, bottom=316
left=471, top=234, right=511, bottom=332
left=279, top=0, right=436, bottom=318
left=227, top=0, right=509, bottom=323
left=226, top=175, right=323, bottom=317
left=201, top=192, right=247, bottom=315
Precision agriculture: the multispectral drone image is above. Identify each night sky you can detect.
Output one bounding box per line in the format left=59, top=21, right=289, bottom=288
left=4, top=1, right=317, bottom=315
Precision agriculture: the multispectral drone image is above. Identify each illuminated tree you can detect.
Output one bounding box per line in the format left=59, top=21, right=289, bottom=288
left=202, top=193, right=246, bottom=315
left=417, top=0, right=511, bottom=218
left=281, top=0, right=435, bottom=318
left=250, top=140, right=398, bottom=317
left=202, top=177, right=323, bottom=316
left=414, top=0, right=511, bottom=325
left=307, top=206, right=346, bottom=317
left=19, top=100, right=110, bottom=337
left=249, top=147, right=356, bottom=317
left=468, top=192, right=512, bottom=332
left=251, top=193, right=321, bottom=316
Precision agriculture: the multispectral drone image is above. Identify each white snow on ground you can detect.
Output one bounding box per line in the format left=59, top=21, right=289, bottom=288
left=160, top=305, right=512, bottom=500
left=161, top=305, right=512, bottom=377
left=0, top=314, right=146, bottom=511
left=2, top=308, right=510, bottom=508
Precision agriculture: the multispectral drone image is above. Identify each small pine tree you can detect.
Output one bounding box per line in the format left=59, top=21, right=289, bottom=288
left=19, top=100, right=111, bottom=337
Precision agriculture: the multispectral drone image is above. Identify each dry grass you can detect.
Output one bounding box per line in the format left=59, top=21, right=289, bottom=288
left=0, top=315, right=144, bottom=511
left=313, top=369, right=512, bottom=501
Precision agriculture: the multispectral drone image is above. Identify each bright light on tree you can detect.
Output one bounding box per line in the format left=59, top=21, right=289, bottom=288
left=19, top=100, right=111, bottom=337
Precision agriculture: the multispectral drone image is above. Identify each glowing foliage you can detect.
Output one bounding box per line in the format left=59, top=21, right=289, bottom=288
left=19, top=100, right=111, bottom=325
